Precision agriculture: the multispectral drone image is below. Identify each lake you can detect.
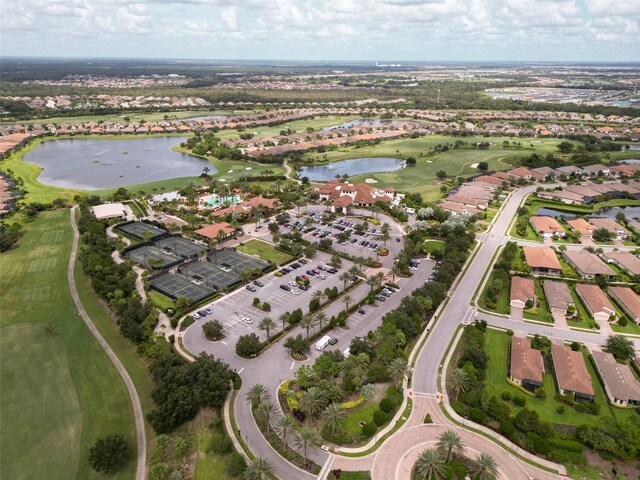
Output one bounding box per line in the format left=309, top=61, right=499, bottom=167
left=24, top=136, right=214, bottom=190
left=321, top=119, right=406, bottom=131
left=298, top=157, right=404, bottom=181
left=186, top=115, right=227, bottom=121
left=617, top=158, right=640, bottom=163
left=536, top=206, right=640, bottom=221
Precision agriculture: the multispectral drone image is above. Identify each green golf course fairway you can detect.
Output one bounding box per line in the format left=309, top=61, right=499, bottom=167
left=0, top=209, right=136, bottom=480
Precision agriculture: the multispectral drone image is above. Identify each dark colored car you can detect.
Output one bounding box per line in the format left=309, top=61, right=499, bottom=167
left=327, top=267, right=338, bottom=274
left=280, top=284, right=291, bottom=291
left=328, top=337, right=338, bottom=345
left=375, top=295, right=386, bottom=302
left=358, top=308, right=366, bottom=314
left=246, top=285, right=257, bottom=292
left=299, top=259, right=308, bottom=264
left=396, top=238, right=401, bottom=242
left=253, top=280, right=264, bottom=287
left=290, top=263, right=301, bottom=269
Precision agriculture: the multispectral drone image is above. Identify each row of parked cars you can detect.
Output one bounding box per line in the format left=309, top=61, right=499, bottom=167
left=191, top=307, right=213, bottom=320
left=375, top=285, right=397, bottom=303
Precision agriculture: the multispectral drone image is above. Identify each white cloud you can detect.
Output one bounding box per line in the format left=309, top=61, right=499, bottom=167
left=221, top=6, right=239, bottom=30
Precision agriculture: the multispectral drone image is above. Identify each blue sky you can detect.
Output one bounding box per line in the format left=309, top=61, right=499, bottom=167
left=3, top=0, right=639, bottom=61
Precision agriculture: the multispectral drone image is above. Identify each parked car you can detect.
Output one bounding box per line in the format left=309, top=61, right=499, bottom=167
left=254, top=280, right=264, bottom=287
left=396, top=238, right=401, bottom=243
left=317, top=265, right=327, bottom=271
left=290, top=263, right=301, bottom=269
left=299, top=259, right=308, bottom=264
left=327, top=267, right=338, bottom=274
left=306, top=270, right=315, bottom=276
left=288, top=281, right=298, bottom=287
left=358, top=308, right=366, bottom=314
left=291, top=289, right=300, bottom=295
left=317, top=274, right=326, bottom=280
left=192, top=313, right=201, bottom=320
left=242, top=316, right=253, bottom=324
left=298, top=284, right=309, bottom=291
left=280, top=284, right=291, bottom=291
left=375, top=295, right=386, bottom=302
left=328, top=337, right=338, bottom=345
left=246, top=285, right=257, bottom=292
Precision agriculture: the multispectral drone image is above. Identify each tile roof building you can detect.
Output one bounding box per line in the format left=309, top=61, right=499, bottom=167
left=591, top=351, right=640, bottom=407
left=567, top=218, right=596, bottom=239
left=312, top=181, right=395, bottom=213
left=194, top=222, right=237, bottom=240
left=523, top=246, right=562, bottom=276
left=588, top=218, right=630, bottom=240
left=542, top=280, right=574, bottom=315
left=575, top=283, right=617, bottom=323
left=551, top=344, right=595, bottom=401
left=563, top=250, right=617, bottom=279
left=510, top=276, right=536, bottom=309
left=529, top=215, right=565, bottom=239
left=608, top=287, right=640, bottom=324
left=600, top=251, right=640, bottom=276
left=509, top=337, right=544, bottom=391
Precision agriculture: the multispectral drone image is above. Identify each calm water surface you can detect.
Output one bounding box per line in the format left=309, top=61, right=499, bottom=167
left=298, top=157, right=404, bottom=181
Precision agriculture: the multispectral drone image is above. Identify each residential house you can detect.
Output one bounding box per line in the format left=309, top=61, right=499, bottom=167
left=529, top=215, right=565, bottom=239
left=600, top=251, right=640, bottom=276
left=567, top=218, right=596, bottom=240
left=543, top=280, right=574, bottom=315
left=575, top=283, right=617, bottom=323
left=194, top=222, right=237, bottom=241
left=551, top=344, right=595, bottom=402
left=510, top=276, right=536, bottom=309
left=530, top=166, right=558, bottom=180
left=588, top=218, right=630, bottom=240
left=591, top=351, right=640, bottom=407
left=536, top=189, right=585, bottom=205
left=608, top=287, right=640, bottom=323
left=523, top=246, right=563, bottom=276
left=555, top=165, right=585, bottom=177
left=509, top=337, right=544, bottom=391
left=582, top=164, right=613, bottom=177
left=563, top=250, right=617, bottom=279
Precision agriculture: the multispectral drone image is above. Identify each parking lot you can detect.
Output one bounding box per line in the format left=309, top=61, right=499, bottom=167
left=189, top=251, right=355, bottom=343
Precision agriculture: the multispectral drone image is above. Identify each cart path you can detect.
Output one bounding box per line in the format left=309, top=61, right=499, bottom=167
left=68, top=207, right=147, bottom=480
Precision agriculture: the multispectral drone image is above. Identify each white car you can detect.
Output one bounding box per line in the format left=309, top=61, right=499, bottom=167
left=242, top=316, right=253, bottom=324
left=409, top=266, right=418, bottom=271
left=288, top=280, right=298, bottom=287
left=291, top=289, right=300, bottom=295
left=317, top=274, right=326, bottom=280
left=192, top=313, right=201, bottom=320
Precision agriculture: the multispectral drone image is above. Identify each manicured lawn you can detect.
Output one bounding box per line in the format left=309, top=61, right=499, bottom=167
left=523, top=280, right=554, bottom=323
left=478, top=271, right=510, bottom=315
left=423, top=239, right=445, bottom=254
left=0, top=209, right=137, bottom=480
left=237, top=239, right=294, bottom=265
left=484, top=329, right=605, bottom=427
left=568, top=285, right=599, bottom=330
left=149, top=291, right=176, bottom=312
left=303, top=135, right=568, bottom=201
left=194, top=415, right=229, bottom=480
left=341, top=402, right=379, bottom=436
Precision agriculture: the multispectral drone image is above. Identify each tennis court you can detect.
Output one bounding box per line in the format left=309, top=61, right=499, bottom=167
left=179, top=261, right=239, bottom=289
left=150, top=273, right=215, bottom=301
left=124, top=245, right=181, bottom=270
left=115, top=221, right=167, bottom=240
left=155, top=236, right=206, bottom=259
left=208, top=249, right=270, bottom=273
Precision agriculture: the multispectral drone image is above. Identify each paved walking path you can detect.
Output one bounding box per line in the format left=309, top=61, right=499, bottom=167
left=68, top=207, right=147, bottom=480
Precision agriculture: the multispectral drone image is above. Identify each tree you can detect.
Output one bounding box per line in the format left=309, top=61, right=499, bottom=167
left=284, top=334, right=310, bottom=356
left=203, top=320, right=224, bottom=341
left=312, top=289, right=326, bottom=304
left=279, top=312, right=290, bottom=332
left=414, top=448, right=446, bottom=480
left=329, top=254, right=342, bottom=268
left=300, top=315, right=317, bottom=338
left=191, top=353, right=232, bottom=408
left=388, top=357, right=411, bottom=385
left=342, top=294, right=353, bottom=312
left=605, top=334, right=635, bottom=361
left=322, top=402, right=346, bottom=434
left=468, top=452, right=499, bottom=480
left=244, top=457, right=273, bottom=480
left=256, top=400, right=277, bottom=435
left=557, top=141, right=575, bottom=154
left=246, top=384, right=272, bottom=408
left=592, top=228, right=615, bottom=243
left=339, top=271, right=351, bottom=290
left=436, top=429, right=464, bottom=462
left=315, top=312, right=328, bottom=330
left=299, top=387, right=325, bottom=417
left=275, top=414, right=296, bottom=450
left=477, top=161, right=489, bottom=172
left=436, top=170, right=447, bottom=180
left=88, top=434, right=130, bottom=473
left=449, top=368, right=472, bottom=398
left=295, top=426, right=319, bottom=468
left=258, top=316, right=276, bottom=341
left=236, top=333, right=262, bottom=357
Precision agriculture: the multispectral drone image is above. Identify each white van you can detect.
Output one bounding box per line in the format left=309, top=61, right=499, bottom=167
left=343, top=347, right=351, bottom=358
left=315, top=335, right=331, bottom=351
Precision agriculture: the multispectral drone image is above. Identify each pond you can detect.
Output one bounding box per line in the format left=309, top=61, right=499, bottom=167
left=617, top=158, right=640, bottom=163
left=298, top=157, right=404, bottom=182
left=24, top=136, right=214, bottom=190
left=186, top=115, right=227, bottom=121
left=535, top=206, right=640, bottom=221
left=321, top=119, right=407, bottom=131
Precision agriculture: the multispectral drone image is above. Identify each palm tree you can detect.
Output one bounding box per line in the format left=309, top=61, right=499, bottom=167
left=342, top=294, right=353, bottom=312
left=299, top=387, right=325, bottom=417
left=295, top=426, right=319, bottom=468
left=315, top=312, right=328, bottom=330
left=279, top=312, right=290, bottom=332
left=449, top=368, right=472, bottom=398
left=436, top=429, right=464, bottom=462
left=322, top=402, right=346, bottom=434
left=244, top=457, right=273, bottom=480
left=300, top=315, right=317, bottom=339
left=414, top=448, right=446, bottom=480
left=381, top=230, right=390, bottom=247
left=366, top=275, right=378, bottom=292
left=246, top=384, right=271, bottom=408
left=339, top=271, right=351, bottom=290
left=258, top=316, right=276, bottom=341
left=348, top=265, right=360, bottom=278
left=468, top=452, right=499, bottom=480
left=256, top=400, right=278, bottom=435
left=388, top=357, right=411, bottom=385
left=275, top=414, right=296, bottom=450
left=312, top=290, right=325, bottom=304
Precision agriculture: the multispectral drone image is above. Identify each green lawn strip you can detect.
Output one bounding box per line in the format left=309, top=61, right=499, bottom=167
left=236, top=239, right=294, bottom=265
left=567, top=284, right=599, bottom=330
left=194, top=415, right=229, bottom=480
left=423, top=239, right=445, bottom=254
left=0, top=209, right=136, bottom=480
left=523, top=280, right=553, bottom=323
left=477, top=270, right=510, bottom=315
left=338, top=398, right=413, bottom=458
left=558, top=256, right=579, bottom=279
left=484, top=329, right=604, bottom=427
left=149, top=291, right=176, bottom=312
left=127, top=200, right=145, bottom=218
left=341, top=402, right=379, bottom=436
